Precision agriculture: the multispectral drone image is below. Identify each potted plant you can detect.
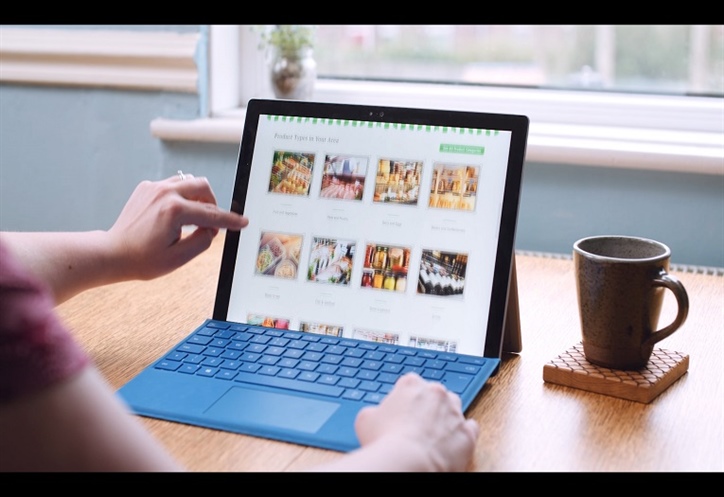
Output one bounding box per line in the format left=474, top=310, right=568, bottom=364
left=253, top=25, right=317, bottom=100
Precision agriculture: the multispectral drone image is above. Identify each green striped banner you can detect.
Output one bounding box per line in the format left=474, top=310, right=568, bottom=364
left=264, top=115, right=499, bottom=136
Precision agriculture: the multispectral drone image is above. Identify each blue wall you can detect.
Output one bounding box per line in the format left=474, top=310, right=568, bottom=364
left=1, top=26, right=722, bottom=268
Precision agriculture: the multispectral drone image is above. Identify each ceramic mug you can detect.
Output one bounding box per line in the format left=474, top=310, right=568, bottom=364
left=573, top=235, right=689, bottom=370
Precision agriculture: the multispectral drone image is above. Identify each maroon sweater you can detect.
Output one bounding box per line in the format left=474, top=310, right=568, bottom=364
left=0, top=239, right=89, bottom=402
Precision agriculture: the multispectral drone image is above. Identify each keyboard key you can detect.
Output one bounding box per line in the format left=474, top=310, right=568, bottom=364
left=156, top=360, right=181, bottom=371
left=422, top=369, right=445, bottom=381
left=441, top=372, right=473, bottom=394
left=288, top=339, right=308, bottom=350
left=233, top=332, right=253, bottom=342
left=401, top=366, right=424, bottom=375
left=166, top=351, right=187, bottom=362
left=337, top=366, right=358, bottom=377
left=316, top=364, right=338, bottom=375
left=215, top=329, right=237, bottom=339
left=278, top=368, right=300, bottom=379
left=220, top=349, right=242, bottom=360
left=216, top=370, right=237, bottom=380
left=380, top=363, right=403, bottom=374
left=338, top=377, right=360, bottom=389
left=445, top=363, right=480, bottom=374
left=363, top=392, right=384, bottom=403
left=197, top=366, right=218, bottom=377
left=259, top=365, right=281, bottom=376
left=343, top=348, right=366, bottom=359
left=358, top=380, right=380, bottom=392
left=246, top=344, right=267, bottom=353
left=361, top=360, right=382, bottom=371
left=307, top=343, right=327, bottom=353
left=177, top=343, right=205, bottom=354
left=383, top=353, right=405, bottom=364
left=178, top=364, right=200, bottom=374
left=183, top=354, right=204, bottom=364
left=282, top=349, right=305, bottom=359
left=357, top=370, right=379, bottom=381
left=240, top=352, right=261, bottom=362
left=188, top=335, right=213, bottom=345
left=277, top=358, right=299, bottom=368
left=297, top=360, right=318, bottom=371
left=321, top=354, right=343, bottom=365
left=269, top=337, right=290, bottom=347
left=342, top=389, right=365, bottom=401
left=379, top=383, right=394, bottom=395
left=341, top=357, right=363, bottom=368
left=377, top=372, right=399, bottom=384
left=202, top=357, right=223, bottom=367
left=227, top=341, right=248, bottom=352
left=424, top=360, right=446, bottom=370
left=206, top=321, right=230, bottom=329
left=404, top=357, right=425, bottom=367
left=363, top=351, right=385, bottom=361
left=265, top=346, right=285, bottom=356
left=458, top=356, right=487, bottom=365
left=317, top=374, right=340, bottom=386
left=301, top=351, right=324, bottom=362
left=220, top=360, right=242, bottom=370
left=298, top=371, right=320, bottom=382
left=239, top=363, right=261, bottom=373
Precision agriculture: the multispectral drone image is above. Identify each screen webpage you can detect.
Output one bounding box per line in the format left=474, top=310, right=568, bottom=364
left=227, top=113, right=513, bottom=357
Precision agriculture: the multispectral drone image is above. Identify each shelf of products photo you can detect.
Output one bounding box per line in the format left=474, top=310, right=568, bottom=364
left=429, top=166, right=478, bottom=210
left=418, top=252, right=467, bottom=296
left=270, top=151, right=313, bottom=194
left=374, top=159, right=422, bottom=204
left=361, top=244, right=410, bottom=292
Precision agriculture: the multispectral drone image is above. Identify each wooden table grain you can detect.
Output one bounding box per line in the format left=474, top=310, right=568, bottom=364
left=56, top=233, right=724, bottom=472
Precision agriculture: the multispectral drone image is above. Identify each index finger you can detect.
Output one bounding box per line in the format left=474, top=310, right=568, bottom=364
left=177, top=200, right=248, bottom=231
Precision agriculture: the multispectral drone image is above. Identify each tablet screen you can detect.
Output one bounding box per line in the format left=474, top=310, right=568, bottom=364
left=215, top=99, right=528, bottom=358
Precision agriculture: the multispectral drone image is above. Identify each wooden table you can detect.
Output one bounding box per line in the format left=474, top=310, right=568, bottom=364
left=56, top=233, right=724, bottom=472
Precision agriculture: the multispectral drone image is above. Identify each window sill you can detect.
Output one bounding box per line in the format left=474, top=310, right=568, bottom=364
left=150, top=111, right=723, bottom=176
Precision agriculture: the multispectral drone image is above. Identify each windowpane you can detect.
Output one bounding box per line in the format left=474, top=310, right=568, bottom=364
left=314, top=25, right=723, bottom=96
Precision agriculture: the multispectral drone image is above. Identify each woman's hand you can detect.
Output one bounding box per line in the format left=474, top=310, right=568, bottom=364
left=107, top=173, right=248, bottom=281
left=312, top=372, right=479, bottom=472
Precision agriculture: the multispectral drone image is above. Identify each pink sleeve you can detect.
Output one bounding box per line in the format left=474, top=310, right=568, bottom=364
left=0, top=240, right=90, bottom=403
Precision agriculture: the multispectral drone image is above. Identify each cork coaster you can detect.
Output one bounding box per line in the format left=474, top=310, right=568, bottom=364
left=542, top=342, right=689, bottom=403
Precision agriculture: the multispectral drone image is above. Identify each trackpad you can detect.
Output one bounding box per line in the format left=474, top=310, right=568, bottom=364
left=205, top=387, right=340, bottom=433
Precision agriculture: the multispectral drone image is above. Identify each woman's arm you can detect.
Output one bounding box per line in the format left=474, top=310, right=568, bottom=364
left=0, top=367, right=183, bottom=472
left=0, top=174, right=248, bottom=305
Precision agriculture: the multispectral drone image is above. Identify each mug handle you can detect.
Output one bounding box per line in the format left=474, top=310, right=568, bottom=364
left=643, top=270, right=689, bottom=349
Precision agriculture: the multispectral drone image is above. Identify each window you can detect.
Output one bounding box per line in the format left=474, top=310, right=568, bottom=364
left=313, top=25, right=722, bottom=96
left=205, top=25, right=724, bottom=174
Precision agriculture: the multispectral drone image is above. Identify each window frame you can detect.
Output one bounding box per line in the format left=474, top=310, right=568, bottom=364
left=205, top=25, right=723, bottom=175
